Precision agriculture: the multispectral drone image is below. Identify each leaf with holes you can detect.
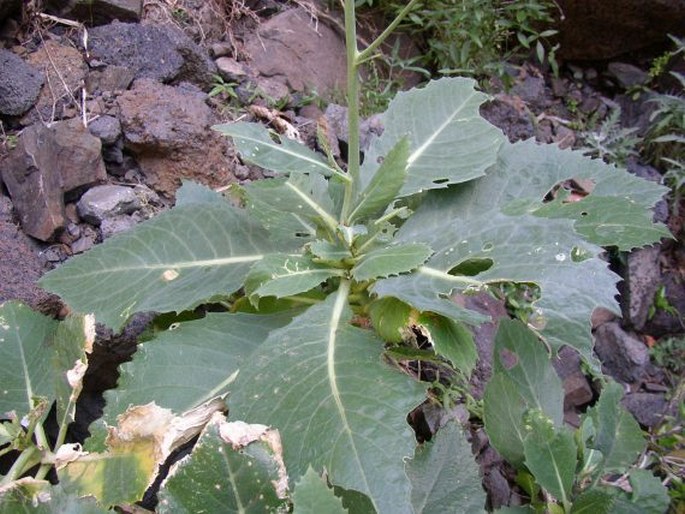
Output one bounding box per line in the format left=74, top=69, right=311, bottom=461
left=40, top=187, right=283, bottom=332
left=228, top=288, right=426, bottom=514
left=361, top=77, right=506, bottom=196
left=352, top=243, right=433, bottom=282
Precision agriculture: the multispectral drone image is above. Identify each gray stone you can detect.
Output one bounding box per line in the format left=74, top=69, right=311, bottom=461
left=87, top=22, right=215, bottom=87
left=0, top=49, right=44, bottom=116
left=85, top=65, right=135, bottom=93
left=552, top=346, right=594, bottom=410
left=623, top=245, right=662, bottom=331
left=324, top=104, right=383, bottom=153
left=594, top=322, right=649, bottom=383
left=77, top=185, right=141, bottom=226
left=215, top=57, right=249, bottom=81
left=100, top=214, right=137, bottom=238
left=607, top=62, right=650, bottom=89
left=244, top=7, right=346, bottom=96
left=622, top=393, right=669, bottom=428
left=117, top=79, right=232, bottom=195
left=0, top=118, right=106, bottom=241
left=88, top=115, right=122, bottom=145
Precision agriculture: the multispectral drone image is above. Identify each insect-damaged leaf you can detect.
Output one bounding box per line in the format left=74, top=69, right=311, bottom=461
left=0, top=480, right=108, bottom=514
left=349, top=137, right=409, bottom=223
left=158, top=414, right=288, bottom=514
left=352, top=243, right=433, bottom=282
left=483, top=319, right=564, bottom=467
left=102, top=311, right=294, bottom=424
left=407, top=421, right=486, bottom=513
left=385, top=139, right=668, bottom=365
left=229, top=286, right=426, bottom=514
left=41, top=190, right=281, bottom=332
left=361, top=77, right=505, bottom=196
left=292, top=467, right=349, bottom=514
left=245, top=253, right=343, bottom=304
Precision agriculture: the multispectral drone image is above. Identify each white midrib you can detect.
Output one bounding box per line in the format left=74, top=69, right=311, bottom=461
left=73, top=255, right=265, bottom=276
left=406, top=94, right=472, bottom=166
left=237, top=133, right=330, bottom=173
left=326, top=281, right=376, bottom=511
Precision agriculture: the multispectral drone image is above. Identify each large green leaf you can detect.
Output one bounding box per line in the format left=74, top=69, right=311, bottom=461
left=352, top=243, right=433, bottom=282
left=522, top=410, right=577, bottom=508
left=416, top=313, right=478, bottom=376
left=349, top=137, right=409, bottom=223
left=407, top=421, right=486, bottom=513
left=292, top=467, right=349, bottom=514
left=243, top=174, right=338, bottom=242
left=0, top=302, right=58, bottom=417
left=229, top=285, right=426, bottom=514
left=361, top=77, right=505, bottom=196
left=607, top=470, right=670, bottom=514
left=158, top=414, right=288, bottom=514
left=387, top=140, right=668, bottom=363
left=41, top=199, right=280, bottom=332
left=570, top=489, right=615, bottom=514
left=53, top=314, right=94, bottom=427
left=102, top=312, right=293, bottom=423
left=583, top=381, right=644, bottom=472
left=245, top=253, right=344, bottom=304
left=372, top=268, right=489, bottom=326
left=483, top=320, right=565, bottom=467
left=0, top=481, right=108, bottom=514
left=214, top=121, right=335, bottom=178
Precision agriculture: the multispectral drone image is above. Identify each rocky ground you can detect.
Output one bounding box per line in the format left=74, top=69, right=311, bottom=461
left=0, top=0, right=683, bottom=509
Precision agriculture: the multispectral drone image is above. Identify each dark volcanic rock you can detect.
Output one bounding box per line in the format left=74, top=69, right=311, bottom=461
left=0, top=49, right=44, bottom=116
left=0, top=195, right=53, bottom=309
left=594, top=322, right=649, bottom=383
left=622, top=392, right=670, bottom=428
left=59, top=0, right=142, bottom=25
left=555, top=0, right=685, bottom=60
left=0, top=0, right=20, bottom=23
left=0, top=118, right=106, bottom=241
left=87, top=22, right=216, bottom=87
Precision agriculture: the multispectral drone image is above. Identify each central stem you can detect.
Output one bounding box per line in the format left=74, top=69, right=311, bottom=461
left=341, top=0, right=361, bottom=224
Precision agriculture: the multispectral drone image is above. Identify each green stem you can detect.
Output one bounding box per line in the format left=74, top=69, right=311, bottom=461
left=357, top=0, right=422, bottom=63
left=341, top=0, right=361, bottom=223
left=1, top=446, right=40, bottom=485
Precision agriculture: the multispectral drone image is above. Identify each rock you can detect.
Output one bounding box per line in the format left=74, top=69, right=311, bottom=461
left=480, top=94, right=535, bottom=143
left=210, top=42, right=233, bottom=58
left=643, top=271, right=685, bottom=336
left=100, top=214, right=137, bottom=238
left=0, top=118, right=106, bottom=241
left=324, top=104, right=384, bottom=153
left=215, top=57, right=249, bottom=81
left=77, top=185, right=141, bottom=225
left=54, top=0, right=143, bottom=25
left=553, top=346, right=594, bottom=410
left=622, top=392, right=669, bottom=428
left=0, top=49, right=44, bottom=116
left=555, top=0, right=685, bottom=60
left=88, top=115, right=121, bottom=144
left=510, top=73, right=548, bottom=112
left=87, top=21, right=215, bottom=87
left=85, top=65, right=135, bottom=94
left=0, top=194, right=54, bottom=309
left=244, top=7, right=346, bottom=96
left=117, top=79, right=233, bottom=196
left=0, top=0, right=20, bottom=22
left=23, top=40, right=88, bottom=124
left=460, top=292, right=509, bottom=399
left=607, top=62, right=650, bottom=89
left=594, top=322, right=649, bottom=383
left=622, top=245, right=662, bottom=331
